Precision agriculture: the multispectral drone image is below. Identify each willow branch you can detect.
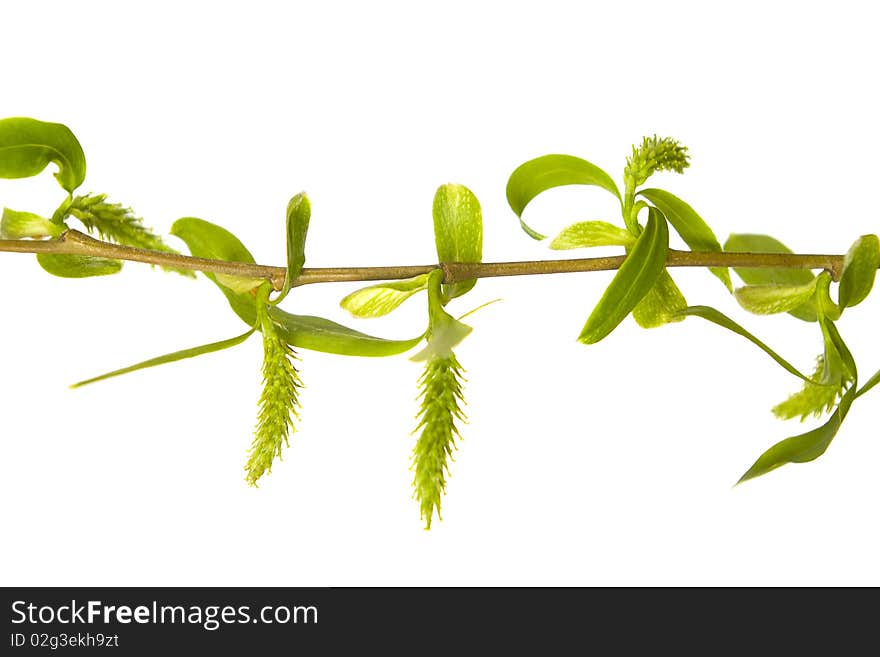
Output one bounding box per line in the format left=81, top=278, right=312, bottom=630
left=0, top=229, right=848, bottom=291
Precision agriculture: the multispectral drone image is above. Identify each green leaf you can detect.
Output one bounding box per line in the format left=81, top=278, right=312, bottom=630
left=724, top=233, right=818, bottom=322
left=36, top=253, right=122, bottom=278
left=170, top=217, right=262, bottom=293
left=0, top=117, right=86, bottom=193
left=411, top=270, right=472, bottom=362
left=273, top=192, right=311, bottom=302
left=172, top=217, right=425, bottom=357
left=272, top=310, right=425, bottom=357
left=1, top=208, right=64, bottom=239
left=838, top=234, right=880, bottom=309
left=632, top=269, right=687, bottom=328
left=506, top=154, right=621, bottom=240
left=340, top=273, right=431, bottom=318
left=71, top=329, right=255, bottom=388
left=638, top=188, right=731, bottom=291
left=734, top=279, right=818, bottom=315
left=737, top=392, right=851, bottom=484
left=578, top=208, right=668, bottom=344
left=171, top=216, right=256, bottom=265
left=674, top=306, right=818, bottom=385
left=738, top=319, right=856, bottom=484
left=549, top=220, right=634, bottom=250
left=433, top=183, right=482, bottom=300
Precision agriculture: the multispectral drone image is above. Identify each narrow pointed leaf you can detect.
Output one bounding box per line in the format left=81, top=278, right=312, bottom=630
left=638, top=188, right=731, bottom=290
left=341, top=273, right=431, bottom=318
left=838, top=234, right=880, bottom=309
left=549, top=220, right=634, bottom=250
left=725, top=233, right=818, bottom=321
left=506, top=154, right=621, bottom=240
left=172, top=217, right=424, bottom=357
left=36, top=253, right=122, bottom=278
left=579, top=208, right=668, bottom=344
left=72, top=329, right=255, bottom=388
left=734, top=279, right=818, bottom=315
left=855, top=368, right=880, bottom=399
left=0, top=117, right=86, bottom=192
left=674, top=306, right=818, bottom=384
left=737, top=393, right=850, bottom=484
left=632, top=269, right=687, bottom=328
left=272, top=311, right=425, bottom=357
left=433, top=183, right=482, bottom=300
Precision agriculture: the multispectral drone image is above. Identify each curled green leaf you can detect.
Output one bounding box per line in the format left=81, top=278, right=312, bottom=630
left=340, top=273, right=431, bottom=318
left=506, top=154, right=621, bottom=240
left=433, top=183, right=482, bottom=300
left=71, top=329, right=256, bottom=388
left=734, top=279, right=819, bottom=315
left=549, top=221, right=634, bottom=250
left=0, top=117, right=86, bottom=192
left=36, top=253, right=122, bottom=278
left=579, top=208, right=668, bottom=344
left=725, top=233, right=817, bottom=322
left=638, top=188, right=731, bottom=291
left=838, top=234, right=880, bottom=309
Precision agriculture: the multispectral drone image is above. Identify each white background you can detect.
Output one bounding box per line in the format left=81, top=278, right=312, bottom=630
left=2, top=1, right=879, bottom=585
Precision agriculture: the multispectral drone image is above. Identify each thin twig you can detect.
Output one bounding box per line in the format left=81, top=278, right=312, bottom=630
left=0, top=229, right=848, bottom=291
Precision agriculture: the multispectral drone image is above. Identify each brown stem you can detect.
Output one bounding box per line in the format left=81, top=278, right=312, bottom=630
left=0, top=229, right=847, bottom=291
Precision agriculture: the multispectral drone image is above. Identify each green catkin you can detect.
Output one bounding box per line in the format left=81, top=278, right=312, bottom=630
left=67, top=193, right=194, bottom=276
left=412, top=354, right=466, bottom=530
left=245, top=310, right=303, bottom=485
left=772, top=355, right=847, bottom=421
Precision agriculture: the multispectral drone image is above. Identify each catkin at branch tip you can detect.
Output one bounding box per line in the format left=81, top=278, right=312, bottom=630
left=625, top=135, right=690, bottom=187
left=411, top=354, right=466, bottom=530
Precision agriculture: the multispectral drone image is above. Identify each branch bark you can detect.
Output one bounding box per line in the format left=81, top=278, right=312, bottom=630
left=0, top=228, right=847, bottom=291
